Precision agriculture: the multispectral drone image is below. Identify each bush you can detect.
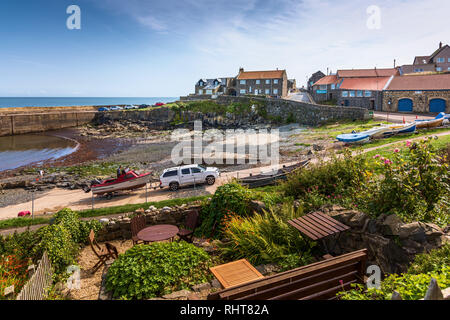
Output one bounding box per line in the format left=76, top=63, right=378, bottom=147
left=106, top=242, right=212, bottom=299
left=197, top=182, right=253, bottom=238
left=220, top=204, right=314, bottom=269
left=339, top=265, right=450, bottom=300
left=0, top=231, right=42, bottom=262
left=53, top=208, right=102, bottom=244
left=408, top=244, right=450, bottom=275
left=0, top=254, right=30, bottom=299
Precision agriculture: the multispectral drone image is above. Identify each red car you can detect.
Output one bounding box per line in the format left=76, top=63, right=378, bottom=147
left=155, top=102, right=165, bottom=106
left=18, top=211, right=31, bottom=217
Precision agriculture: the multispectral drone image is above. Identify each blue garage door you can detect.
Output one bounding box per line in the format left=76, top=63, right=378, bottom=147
left=429, top=99, right=446, bottom=113
left=398, top=99, right=413, bottom=112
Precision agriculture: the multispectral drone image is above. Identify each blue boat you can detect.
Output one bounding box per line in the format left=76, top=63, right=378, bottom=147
left=435, top=112, right=450, bottom=120
left=336, top=133, right=370, bottom=144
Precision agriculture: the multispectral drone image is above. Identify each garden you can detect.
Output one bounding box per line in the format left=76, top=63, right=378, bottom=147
left=0, top=136, right=449, bottom=300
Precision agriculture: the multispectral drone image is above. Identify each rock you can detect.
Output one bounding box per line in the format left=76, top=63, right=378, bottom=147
left=162, top=289, right=192, bottom=300
left=391, top=291, right=402, bottom=300
left=328, top=210, right=358, bottom=225
left=398, top=222, right=426, bottom=242
left=424, top=278, right=444, bottom=300
left=135, top=208, right=145, bottom=214
left=381, top=215, right=403, bottom=236
left=312, top=144, right=324, bottom=151
left=347, top=212, right=369, bottom=228
left=99, top=218, right=110, bottom=224
left=192, top=282, right=211, bottom=292
left=250, top=200, right=267, bottom=214
left=211, top=279, right=222, bottom=289
left=148, top=205, right=157, bottom=211
left=423, top=223, right=443, bottom=239
left=255, top=264, right=280, bottom=276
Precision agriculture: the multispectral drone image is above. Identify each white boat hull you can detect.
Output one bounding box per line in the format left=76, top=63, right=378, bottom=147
left=92, top=175, right=150, bottom=195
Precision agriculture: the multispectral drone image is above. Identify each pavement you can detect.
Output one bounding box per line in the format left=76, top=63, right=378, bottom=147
left=286, top=92, right=312, bottom=103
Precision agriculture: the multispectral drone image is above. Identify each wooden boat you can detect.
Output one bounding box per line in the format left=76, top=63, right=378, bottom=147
left=239, top=160, right=310, bottom=189
left=88, top=170, right=152, bottom=197
left=336, top=133, right=370, bottom=144
left=414, top=118, right=444, bottom=129
left=382, top=123, right=417, bottom=135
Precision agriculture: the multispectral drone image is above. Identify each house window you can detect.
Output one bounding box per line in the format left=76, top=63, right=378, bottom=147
left=256, top=80, right=260, bottom=84
left=331, top=84, right=336, bottom=90
left=240, top=89, right=246, bottom=94
left=266, top=79, right=271, bottom=84
left=273, top=89, right=278, bottom=95
left=240, top=80, right=246, bottom=85
left=448, top=58, right=450, bottom=63
left=414, top=68, right=424, bottom=72
left=342, top=91, right=348, bottom=97
left=436, top=67, right=443, bottom=72
left=265, top=89, right=270, bottom=94
left=437, top=57, right=445, bottom=63
left=365, top=91, right=372, bottom=97
left=274, top=79, right=279, bottom=84
left=319, top=85, right=327, bottom=90
left=357, top=91, right=363, bottom=97
left=249, top=86, right=252, bottom=93
left=198, top=89, right=203, bottom=94
left=206, top=90, right=212, bottom=94
left=448, top=67, right=450, bottom=71
left=349, top=91, right=355, bottom=97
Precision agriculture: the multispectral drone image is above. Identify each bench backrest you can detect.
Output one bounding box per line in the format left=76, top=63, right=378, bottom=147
left=207, top=249, right=367, bottom=300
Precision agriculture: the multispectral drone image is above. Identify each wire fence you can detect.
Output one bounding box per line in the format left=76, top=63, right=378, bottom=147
left=16, top=252, right=53, bottom=300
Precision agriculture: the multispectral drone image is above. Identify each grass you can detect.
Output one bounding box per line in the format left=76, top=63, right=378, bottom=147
left=0, top=195, right=210, bottom=231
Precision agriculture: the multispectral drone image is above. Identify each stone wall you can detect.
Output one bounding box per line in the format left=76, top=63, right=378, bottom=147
left=382, top=90, right=450, bottom=113
left=95, top=203, right=202, bottom=242
left=319, top=205, right=449, bottom=274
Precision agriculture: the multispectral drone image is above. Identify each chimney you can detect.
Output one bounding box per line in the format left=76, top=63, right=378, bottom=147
left=394, top=59, right=396, bottom=68
left=439, top=42, right=443, bottom=49
left=239, top=67, right=244, bottom=73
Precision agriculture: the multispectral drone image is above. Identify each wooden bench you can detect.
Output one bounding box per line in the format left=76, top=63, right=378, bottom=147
left=207, top=249, right=367, bottom=300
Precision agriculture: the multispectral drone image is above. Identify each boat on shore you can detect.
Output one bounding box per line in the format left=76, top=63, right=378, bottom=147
left=239, top=160, right=310, bottom=189
left=336, top=133, right=371, bottom=144
left=414, top=118, right=444, bottom=129
left=382, top=122, right=417, bottom=135
left=87, top=170, right=152, bottom=197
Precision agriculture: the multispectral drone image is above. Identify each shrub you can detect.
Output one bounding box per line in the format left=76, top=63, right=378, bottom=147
left=197, top=182, right=253, bottom=238
left=106, top=242, right=212, bottom=299
left=0, top=230, right=41, bottom=262
left=408, top=244, right=450, bottom=275
left=0, top=254, right=30, bottom=299
left=339, top=265, right=450, bottom=300
left=220, top=204, right=314, bottom=269
left=53, top=208, right=103, bottom=244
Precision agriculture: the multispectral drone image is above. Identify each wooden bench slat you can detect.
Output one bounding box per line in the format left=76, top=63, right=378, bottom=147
left=311, top=212, right=350, bottom=232
left=301, top=214, right=338, bottom=236
left=299, top=279, right=357, bottom=300
left=294, top=217, right=329, bottom=239
left=306, top=212, right=343, bottom=233
left=287, top=220, right=320, bottom=240
left=297, top=216, right=331, bottom=238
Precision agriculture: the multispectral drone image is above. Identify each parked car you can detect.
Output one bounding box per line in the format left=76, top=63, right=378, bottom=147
left=98, top=107, right=110, bottom=111
left=124, top=105, right=138, bottom=110
left=138, top=104, right=149, bottom=109
left=155, top=102, right=166, bottom=106
left=110, top=106, right=123, bottom=111
left=18, top=211, right=31, bottom=217
left=159, top=164, right=220, bottom=191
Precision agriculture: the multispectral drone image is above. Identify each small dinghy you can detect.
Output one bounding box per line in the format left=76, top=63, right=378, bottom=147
left=414, top=118, right=444, bottom=129
left=87, top=170, right=152, bottom=198
left=383, top=122, right=417, bottom=135
left=336, top=133, right=370, bottom=144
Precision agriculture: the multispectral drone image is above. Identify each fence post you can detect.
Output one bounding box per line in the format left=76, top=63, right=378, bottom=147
left=31, top=191, right=34, bottom=219
left=145, top=183, right=148, bottom=203
left=91, top=192, right=94, bottom=210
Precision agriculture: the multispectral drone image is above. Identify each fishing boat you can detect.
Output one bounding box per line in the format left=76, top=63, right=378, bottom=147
left=359, top=126, right=392, bottom=138
left=382, top=122, right=417, bottom=135
left=87, top=170, right=152, bottom=197
left=239, top=160, right=310, bottom=189
left=336, top=133, right=370, bottom=144
left=414, top=118, right=444, bottom=129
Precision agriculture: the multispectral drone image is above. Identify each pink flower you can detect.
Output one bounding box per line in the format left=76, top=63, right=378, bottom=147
left=339, top=280, right=344, bottom=286
left=394, top=148, right=399, bottom=153
left=373, top=154, right=380, bottom=159
left=406, top=140, right=412, bottom=147
left=380, top=157, right=385, bottom=161
left=384, top=159, right=392, bottom=165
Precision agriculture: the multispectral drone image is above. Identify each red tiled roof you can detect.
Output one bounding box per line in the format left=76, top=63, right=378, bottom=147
left=386, top=73, right=450, bottom=91
left=337, top=68, right=399, bottom=78
left=339, top=77, right=392, bottom=91
left=237, top=70, right=285, bottom=80
left=312, top=75, right=338, bottom=86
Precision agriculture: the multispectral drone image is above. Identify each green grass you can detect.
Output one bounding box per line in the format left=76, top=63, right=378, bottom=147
left=0, top=195, right=210, bottom=231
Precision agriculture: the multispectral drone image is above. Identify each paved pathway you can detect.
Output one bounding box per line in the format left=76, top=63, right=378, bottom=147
left=287, top=92, right=312, bottom=103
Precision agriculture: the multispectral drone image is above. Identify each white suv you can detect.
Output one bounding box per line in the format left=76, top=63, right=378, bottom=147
left=159, top=164, right=220, bottom=191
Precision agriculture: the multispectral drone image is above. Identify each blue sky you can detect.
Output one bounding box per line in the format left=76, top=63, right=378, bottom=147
left=0, top=0, right=449, bottom=97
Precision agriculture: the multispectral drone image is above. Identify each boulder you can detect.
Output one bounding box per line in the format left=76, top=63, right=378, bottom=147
left=347, top=212, right=369, bottom=228
left=398, top=222, right=426, bottom=242
left=192, top=282, right=211, bottom=292
left=250, top=200, right=267, bottom=214
left=162, top=289, right=192, bottom=300
left=380, top=215, right=403, bottom=236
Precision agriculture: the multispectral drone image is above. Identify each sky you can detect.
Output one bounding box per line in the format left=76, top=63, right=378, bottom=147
left=0, top=0, right=449, bottom=97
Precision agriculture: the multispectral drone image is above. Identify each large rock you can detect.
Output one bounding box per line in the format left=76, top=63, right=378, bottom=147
left=250, top=200, right=267, bottom=214
left=380, top=214, right=403, bottom=236
left=398, top=222, right=426, bottom=242
left=163, top=290, right=192, bottom=300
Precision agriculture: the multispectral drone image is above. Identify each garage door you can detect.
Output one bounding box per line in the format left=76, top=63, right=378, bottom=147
left=429, top=99, right=446, bottom=113
left=398, top=99, right=413, bottom=112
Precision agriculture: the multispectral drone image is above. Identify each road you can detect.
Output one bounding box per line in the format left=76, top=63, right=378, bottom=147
left=286, top=92, right=312, bottom=103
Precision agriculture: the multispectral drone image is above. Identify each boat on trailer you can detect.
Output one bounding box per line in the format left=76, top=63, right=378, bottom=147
left=88, top=170, right=152, bottom=198
left=239, top=160, right=310, bottom=189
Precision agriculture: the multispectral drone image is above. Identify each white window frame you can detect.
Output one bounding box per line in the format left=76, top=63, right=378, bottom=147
left=274, top=79, right=279, bottom=84
left=265, top=89, right=270, bottom=94
left=437, top=57, right=445, bottom=63
left=357, top=90, right=363, bottom=97
left=349, top=91, right=356, bottom=97
left=266, top=79, right=271, bottom=84
left=198, top=89, right=203, bottom=94
left=240, top=80, right=246, bottom=85
left=273, top=89, right=278, bottom=95
left=240, top=89, right=246, bottom=94
left=256, top=80, right=260, bottom=84
left=319, top=85, right=327, bottom=90
left=364, top=91, right=372, bottom=97
left=342, top=91, right=348, bottom=97
left=331, top=84, right=336, bottom=90
left=436, top=67, right=443, bottom=72
left=206, top=89, right=213, bottom=95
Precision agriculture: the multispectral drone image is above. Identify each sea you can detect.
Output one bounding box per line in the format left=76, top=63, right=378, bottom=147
left=0, top=97, right=179, bottom=108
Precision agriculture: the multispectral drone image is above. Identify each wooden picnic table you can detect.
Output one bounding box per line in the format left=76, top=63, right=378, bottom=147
left=137, top=224, right=179, bottom=243
left=210, top=259, right=264, bottom=289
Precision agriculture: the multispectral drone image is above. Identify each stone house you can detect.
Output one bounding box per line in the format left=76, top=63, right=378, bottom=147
left=400, top=42, right=450, bottom=74
left=382, top=73, right=450, bottom=113
left=287, top=79, right=297, bottom=92
left=234, top=68, right=288, bottom=98
left=310, top=74, right=340, bottom=102
left=307, top=71, right=325, bottom=92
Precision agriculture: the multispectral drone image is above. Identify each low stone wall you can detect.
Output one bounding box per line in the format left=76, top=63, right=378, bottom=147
left=319, top=205, right=449, bottom=274
left=95, top=203, right=202, bottom=242
left=383, top=90, right=450, bottom=113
